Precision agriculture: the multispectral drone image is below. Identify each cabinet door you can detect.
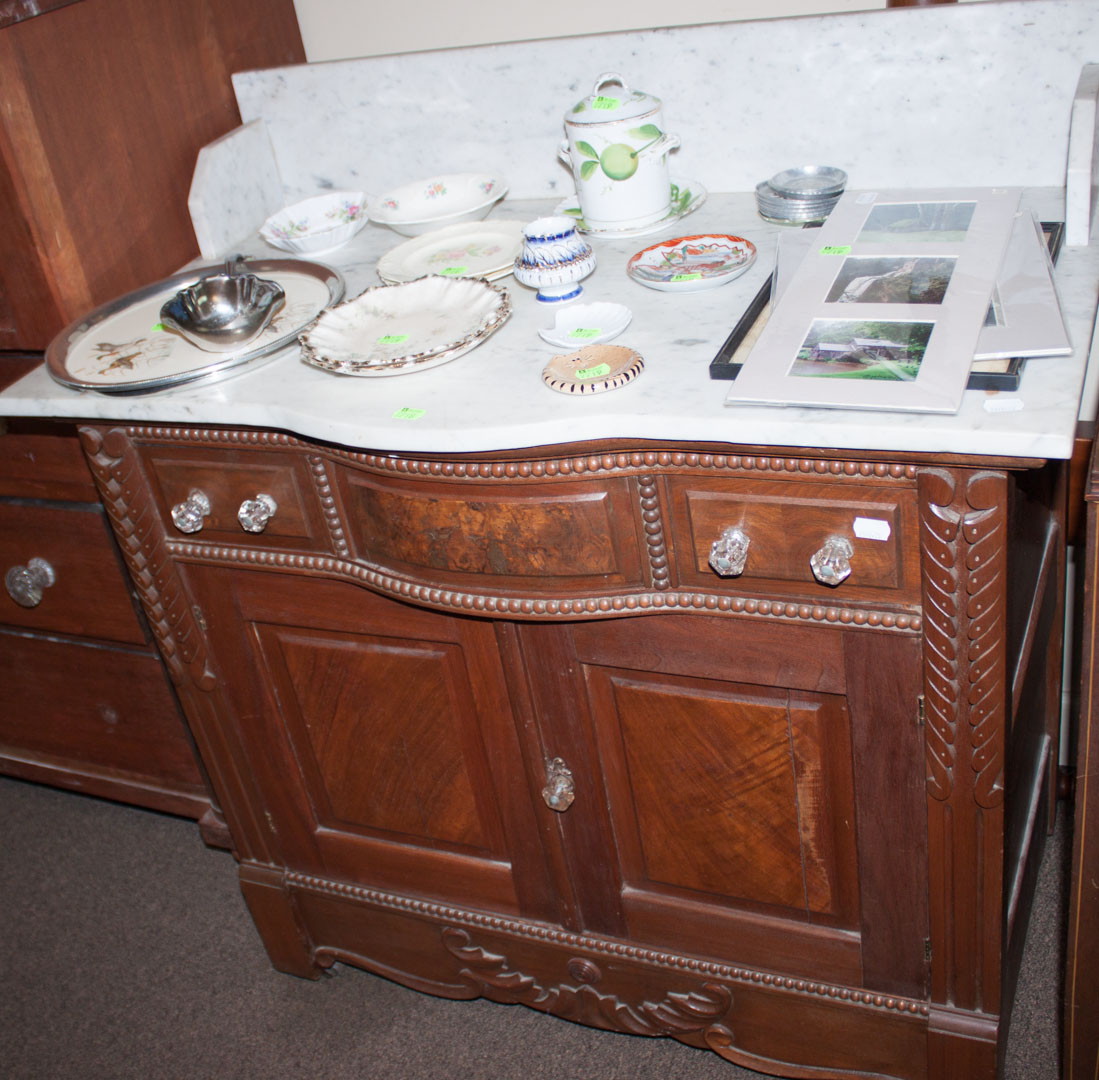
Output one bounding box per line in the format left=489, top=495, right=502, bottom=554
left=186, top=565, right=557, bottom=921
left=522, top=616, right=864, bottom=986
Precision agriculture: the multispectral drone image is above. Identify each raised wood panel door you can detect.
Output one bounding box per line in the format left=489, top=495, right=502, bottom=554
left=524, top=615, right=864, bottom=987
left=186, top=565, right=558, bottom=922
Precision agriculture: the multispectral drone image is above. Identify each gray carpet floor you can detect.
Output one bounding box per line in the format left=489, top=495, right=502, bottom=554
left=0, top=776, right=1067, bottom=1079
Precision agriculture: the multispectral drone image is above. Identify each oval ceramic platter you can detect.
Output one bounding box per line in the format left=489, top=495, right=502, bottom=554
left=555, top=177, right=706, bottom=239
left=541, top=344, right=644, bottom=395
left=46, top=259, right=345, bottom=394
left=299, top=275, right=510, bottom=377
left=376, top=221, right=524, bottom=284
left=626, top=233, right=757, bottom=293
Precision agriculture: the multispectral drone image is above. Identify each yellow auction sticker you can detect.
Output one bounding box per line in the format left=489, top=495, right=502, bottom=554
left=392, top=407, right=425, bottom=420
left=568, top=327, right=602, bottom=339
left=378, top=334, right=410, bottom=345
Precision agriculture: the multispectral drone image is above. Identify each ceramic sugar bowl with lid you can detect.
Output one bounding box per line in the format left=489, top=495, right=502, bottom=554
left=559, top=72, right=680, bottom=231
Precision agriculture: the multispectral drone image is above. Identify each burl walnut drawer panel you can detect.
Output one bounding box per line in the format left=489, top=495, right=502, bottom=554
left=667, top=476, right=921, bottom=603
left=335, top=467, right=646, bottom=592
left=140, top=446, right=327, bottom=551
left=0, top=502, right=147, bottom=644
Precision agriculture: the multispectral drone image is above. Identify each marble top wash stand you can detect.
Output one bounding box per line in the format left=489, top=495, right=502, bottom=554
left=3, top=5, right=1099, bottom=1080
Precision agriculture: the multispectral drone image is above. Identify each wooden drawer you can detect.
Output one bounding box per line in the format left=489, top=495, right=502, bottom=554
left=0, top=501, right=147, bottom=644
left=140, top=445, right=327, bottom=552
left=667, top=476, right=921, bottom=604
left=335, top=465, right=646, bottom=593
left=0, top=421, right=99, bottom=501
left=0, top=629, right=206, bottom=806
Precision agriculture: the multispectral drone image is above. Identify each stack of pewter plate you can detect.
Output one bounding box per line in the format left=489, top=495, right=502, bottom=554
left=755, top=166, right=847, bottom=224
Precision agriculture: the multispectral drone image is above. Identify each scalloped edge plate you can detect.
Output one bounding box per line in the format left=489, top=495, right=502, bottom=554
left=300, top=275, right=511, bottom=377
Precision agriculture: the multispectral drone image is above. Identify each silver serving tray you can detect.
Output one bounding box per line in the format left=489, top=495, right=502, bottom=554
left=46, top=258, right=344, bottom=394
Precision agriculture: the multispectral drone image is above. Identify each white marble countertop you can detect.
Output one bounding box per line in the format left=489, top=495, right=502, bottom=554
left=4, top=189, right=1098, bottom=461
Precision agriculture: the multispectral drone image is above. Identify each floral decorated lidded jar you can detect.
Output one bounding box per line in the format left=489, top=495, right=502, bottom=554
left=559, top=72, right=680, bottom=231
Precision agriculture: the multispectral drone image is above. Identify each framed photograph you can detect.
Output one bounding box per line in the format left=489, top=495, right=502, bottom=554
left=711, top=221, right=1064, bottom=391
left=723, top=187, right=1022, bottom=413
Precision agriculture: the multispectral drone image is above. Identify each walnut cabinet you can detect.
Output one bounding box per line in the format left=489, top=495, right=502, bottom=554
left=79, top=423, right=1065, bottom=1080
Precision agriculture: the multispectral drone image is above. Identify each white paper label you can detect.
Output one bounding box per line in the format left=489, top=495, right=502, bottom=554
left=853, top=516, right=891, bottom=541
left=983, top=397, right=1025, bottom=413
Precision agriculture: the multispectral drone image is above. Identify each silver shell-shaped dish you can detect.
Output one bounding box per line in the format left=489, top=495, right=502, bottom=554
left=160, top=272, right=285, bottom=352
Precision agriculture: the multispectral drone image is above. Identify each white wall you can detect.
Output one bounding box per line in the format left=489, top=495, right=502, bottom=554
left=289, top=0, right=886, bottom=62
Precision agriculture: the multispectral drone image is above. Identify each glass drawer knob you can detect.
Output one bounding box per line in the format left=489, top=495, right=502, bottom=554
left=811, top=535, right=854, bottom=586
left=709, top=526, right=750, bottom=577
left=238, top=494, right=277, bottom=533
left=171, top=490, right=211, bottom=534
left=542, top=757, right=575, bottom=812
left=5, top=557, right=56, bottom=608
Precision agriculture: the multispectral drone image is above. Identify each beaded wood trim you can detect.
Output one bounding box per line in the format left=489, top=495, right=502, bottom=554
left=121, top=425, right=921, bottom=483
left=166, top=540, right=922, bottom=632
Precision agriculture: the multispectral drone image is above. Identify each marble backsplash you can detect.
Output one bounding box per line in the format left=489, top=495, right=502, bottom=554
left=231, top=0, right=1098, bottom=202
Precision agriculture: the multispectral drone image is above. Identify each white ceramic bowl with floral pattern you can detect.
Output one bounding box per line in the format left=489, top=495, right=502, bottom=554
left=260, top=191, right=369, bottom=256
left=370, top=173, right=507, bottom=236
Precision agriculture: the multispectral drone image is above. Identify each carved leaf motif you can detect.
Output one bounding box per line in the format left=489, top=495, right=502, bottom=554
left=441, top=928, right=733, bottom=1039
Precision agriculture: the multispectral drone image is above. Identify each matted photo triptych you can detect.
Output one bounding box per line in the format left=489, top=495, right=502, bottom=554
left=724, top=188, right=1047, bottom=414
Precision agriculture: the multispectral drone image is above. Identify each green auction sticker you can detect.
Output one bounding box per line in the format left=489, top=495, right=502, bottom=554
left=575, top=363, right=612, bottom=379
left=593, top=96, right=620, bottom=110
left=439, top=266, right=467, bottom=276
left=671, top=272, right=703, bottom=282
left=392, top=407, right=425, bottom=420
left=151, top=323, right=165, bottom=332
left=568, top=327, right=602, bottom=339
left=820, top=245, right=851, bottom=255
left=378, top=334, right=410, bottom=345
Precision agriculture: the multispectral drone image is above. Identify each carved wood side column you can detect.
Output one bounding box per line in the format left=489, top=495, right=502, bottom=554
left=918, top=467, right=1007, bottom=1079
left=77, top=424, right=274, bottom=868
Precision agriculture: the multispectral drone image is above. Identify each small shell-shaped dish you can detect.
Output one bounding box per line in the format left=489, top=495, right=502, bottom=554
left=260, top=191, right=368, bottom=256
left=299, top=275, right=510, bottom=377
left=537, top=302, right=632, bottom=347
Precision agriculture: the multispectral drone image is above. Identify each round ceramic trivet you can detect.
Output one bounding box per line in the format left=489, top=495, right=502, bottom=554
left=541, top=344, right=644, bottom=395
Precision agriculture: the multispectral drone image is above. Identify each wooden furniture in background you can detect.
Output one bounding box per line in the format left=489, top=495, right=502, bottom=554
left=78, top=423, right=1065, bottom=1080
left=0, top=0, right=305, bottom=351
left=1065, top=435, right=1099, bottom=1080
left=0, top=0, right=304, bottom=826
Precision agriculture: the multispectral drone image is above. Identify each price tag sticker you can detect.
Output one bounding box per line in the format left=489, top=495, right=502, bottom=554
left=568, top=327, right=602, bottom=340
left=575, top=363, right=611, bottom=379
left=593, top=96, right=620, bottom=110
left=671, top=272, right=703, bottom=282
left=151, top=323, right=165, bottom=332
left=853, top=517, right=891, bottom=542
left=378, top=334, right=410, bottom=345
left=439, top=266, right=467, bottom=276
left=820, top=245, right=851, bottom=256
left=392, top=407, right=425, bottom=420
